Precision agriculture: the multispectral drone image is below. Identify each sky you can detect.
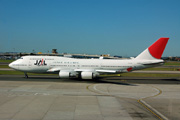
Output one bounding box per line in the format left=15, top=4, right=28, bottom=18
left=0, top=0, right=180, bottom=57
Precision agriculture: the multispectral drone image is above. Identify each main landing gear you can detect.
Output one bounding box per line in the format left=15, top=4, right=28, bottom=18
left=24, top=73, right=28, bottom=78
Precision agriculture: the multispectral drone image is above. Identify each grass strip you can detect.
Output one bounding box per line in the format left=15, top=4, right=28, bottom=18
left=142, top=67, right=179, bottom=71
left=121, top=73, right=180, bottom=77
left=0, top=65, right=10, bottom=68
left=164, top=62, right=180, bottom=66
left=0, top=60, right=14, bottom=63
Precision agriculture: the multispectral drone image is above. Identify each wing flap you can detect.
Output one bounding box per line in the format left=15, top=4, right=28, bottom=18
left=96, top=70, right=117, bottom=73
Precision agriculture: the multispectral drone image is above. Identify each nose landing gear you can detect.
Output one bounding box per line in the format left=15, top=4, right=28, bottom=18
left=24, top=73, right=28, bottom=78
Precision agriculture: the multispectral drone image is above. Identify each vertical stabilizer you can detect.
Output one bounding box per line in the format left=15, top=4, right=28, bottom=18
left=135, top=38, right=169, bottom=60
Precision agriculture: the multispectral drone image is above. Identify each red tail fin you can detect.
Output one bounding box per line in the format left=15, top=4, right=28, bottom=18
left=135, top=37, right=169, bottom=60
left=148, top=38, right=169, bottom=59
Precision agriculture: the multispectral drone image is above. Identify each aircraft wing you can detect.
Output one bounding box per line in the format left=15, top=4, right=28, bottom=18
left=47, top=67, right=118, bottom=73
left=95, top=70, right=117, bottom=73
left=74, top=69, right=130, bottom=73
left=47, top=68, right=62, bottom=72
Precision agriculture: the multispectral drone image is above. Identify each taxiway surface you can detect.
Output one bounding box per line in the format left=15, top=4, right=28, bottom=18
left=0, top=75, right=180, bottom=120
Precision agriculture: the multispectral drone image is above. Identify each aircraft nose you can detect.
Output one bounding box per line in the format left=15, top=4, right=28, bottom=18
left=8, top=62, right=14, bottom=69
left=9, top=60, right=22, bottom=70
left=8, top=62, right=17, bottom=69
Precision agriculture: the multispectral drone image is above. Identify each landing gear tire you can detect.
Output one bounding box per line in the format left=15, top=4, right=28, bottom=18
left=24, top=73, right=28, bottom=78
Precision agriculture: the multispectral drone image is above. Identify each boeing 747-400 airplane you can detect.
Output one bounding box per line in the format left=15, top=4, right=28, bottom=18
left=9, top=38, right=169, bottom=79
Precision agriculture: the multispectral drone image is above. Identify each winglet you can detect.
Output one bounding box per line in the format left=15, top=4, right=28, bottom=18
left=148, top=38, right=169, bottom=59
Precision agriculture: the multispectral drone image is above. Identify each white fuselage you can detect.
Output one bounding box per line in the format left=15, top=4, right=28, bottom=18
left=9, top=56, right=163, bottom=73
left=8, top=37, right=169, bottom=79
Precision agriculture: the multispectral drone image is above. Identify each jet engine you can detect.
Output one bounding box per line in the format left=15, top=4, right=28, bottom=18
left=59, top=71, right=77, bottom=78
left=81, top=72, right=98, bottom=79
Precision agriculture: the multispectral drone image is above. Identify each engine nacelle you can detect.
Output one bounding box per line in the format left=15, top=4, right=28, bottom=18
left=59, top=71, right=77, bottom=78
left=81, top=72, right=98, bottom=79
